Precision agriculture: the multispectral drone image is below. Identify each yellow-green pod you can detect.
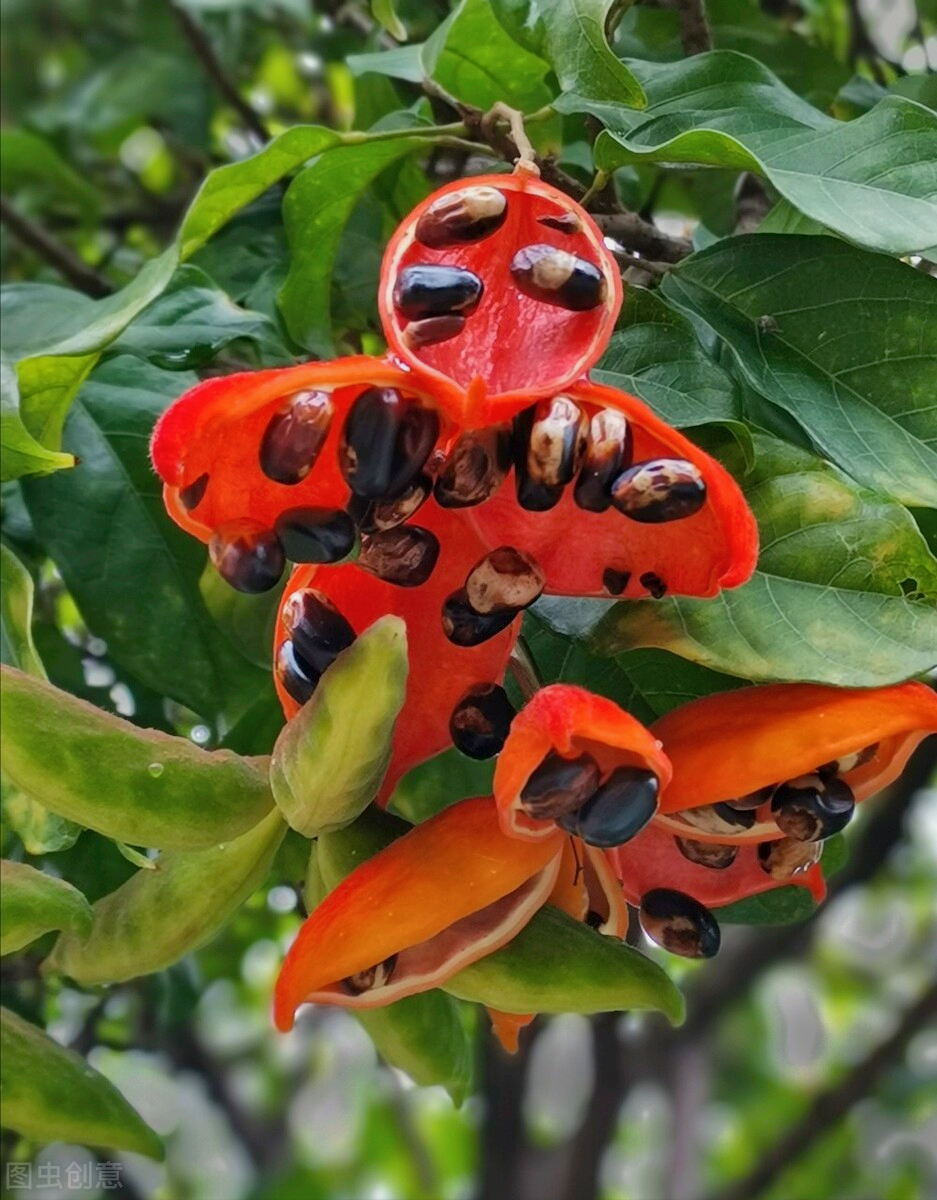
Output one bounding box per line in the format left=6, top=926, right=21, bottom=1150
left=1, top=861, right=93, bottom=955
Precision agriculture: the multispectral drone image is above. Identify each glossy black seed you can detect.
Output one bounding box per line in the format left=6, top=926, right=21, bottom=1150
left=537, top=212, right=582, bottom=234
left=674, top=836, right=739, bottom=870
left=414, top=186, right=507, bottom=248
left=441, top=589, right=519, bottom=647
left=434, top=427, right=512, bottom=508
left=758, top=836, right=820, bottom=880
left=259, top=390, right=333, bottom=485
left=341, top=954, right=398, bottom=996
left=574, top=409, right=632, bottom=513
left=402, top=314, right=465, bottom=349
left=559, top=766, right=658, bottom=848
left=724, top=785, right=777, bottom=812
left=640, top=889, right=721, bottom=958
left=274, top=507, right=356, bottom=564
left=519, top=750, right=601, bottom=821
left=817, top=742, right=879, bottom=780
left=602, top=568, right=631, bottom=596
left=514, top=396, right=588, bottom=512
left=465, top=546, right=545, bottom=614
left=179, top=472, right=209, bottom=511
left=585, top=909, right=605, bottom=929
left=678, top=802, right=756, bottom=836
left=449, top=683, right=515, bottom=759
left=338, top=388, right=439, bottom=500
left=281, top=588, right=355, bottom=676
left=358, top=526, right=440, bottom=587
left=510, top=244, right=607, bottom=311
left=640, top=572, right=667, bottom=599
left=209, top=523, right=285, bottom=593
left=394, top=264, right=483, bottom=322
left=771, top=774, right=855, bottom=842
left=347, top=476, right=431, bottom=534
left=611, top=458, right=706, bottom=524
left=275, top=640, right=319, bottom=706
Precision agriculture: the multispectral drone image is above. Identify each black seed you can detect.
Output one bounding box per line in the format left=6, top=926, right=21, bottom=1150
left=259, top=390, right=333, bottom=485
left=724, top=785, right=777, bottom=812
left=434, top=427, right=512, bottom=508
left=358, top=526, right=440, bottom=587
left=514, top=396, right=588, bottom=512
left=179, top=472, right=209, bottom=511
left=274, top=507, right=356, bottom=564
left=771, top=774, right=855, bottom=842
left=602, top=568, right=631, bottom=596
left=341, top=954, right=398, bottom=996
left=758, top=836, right=820, bottom=880
left=393, top=264, right=483, bottom=321
left=441, top=589, right=519, bottom=647
left=640, top=889, right=721, bottom=959
left=674, top=837, right=739, bottom=870
left=611, top=458, right=707, bottom=524
left=347, top=475, right=431, bottom=534
left=510, top=244, right=607, bottom=311
left=559, top=766, right=658, bottom=848
left=338, top=388, right=439, bottom=501
left=817, top=743, right=879, bottom=780
left=537, top=212, right=582, bottom=234
left=414, top=185, right=507, bottom=248
left=402, top=314, right=465, bottom=348
left=275, top=640, right=320, bottom=706
left=574, top=409, right=632, bottom=513
left=519, top=750, right=601, bottom=821
left=281, top=588, right=355, bottom=675
left=585, top=909, right=604, bottom=929
left=449, top=683, right=515, bottom=759
left=465, top=546, right=545, bottom=614
left=678, top=802, right=755, bottom=836
left=209, top=523, right=285, bottom=593
left=640, top=572, right=667, bottom=599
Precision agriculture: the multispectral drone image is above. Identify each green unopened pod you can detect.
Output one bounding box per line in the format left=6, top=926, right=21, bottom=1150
left=313, top=811, right=474, bottom=1103
left=44, top=809, right=285, bottom=984
left=270, top=616, right=408, bottom=836
left=1, top=666, right=274, bottom=850
left=1, top=861, right=93, bottom=955
left=0, top=1006, right=164, bottom=1159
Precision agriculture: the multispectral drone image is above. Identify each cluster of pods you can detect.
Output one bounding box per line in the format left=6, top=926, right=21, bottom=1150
left=151, top=165, right=937, bottom=1044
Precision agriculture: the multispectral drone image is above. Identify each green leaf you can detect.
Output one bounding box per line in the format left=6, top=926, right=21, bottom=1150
left=490, top=0, right=645, bottom=107
left=1, top=666, right=275, bottom=850
left=717, top=836, right=847, bottom=924
left=0, top=861, right=92, bottom=955
left=660, top=236, right=937, bottom=508
left=270, top=616, right=409, bottom=836
left=43, top=809, right=285, bottom=985
left=0, top=1007, right=164, bottom=1158
left=0, top=542, right=44, bottom=678
left=279, top=137, right=426, bottom=355
left=0, top=129, right=100, bottom=220
left=0, top=356, right=74, bottom=482
left=446, top=905, right=684, bottom=1022
left=575, top=433, right=937, bottom=685
left=371, top=0, right=406, bottom=41
left=21, top=356, right=267, bottom=720
left=559, top=53, right=937, bottom=255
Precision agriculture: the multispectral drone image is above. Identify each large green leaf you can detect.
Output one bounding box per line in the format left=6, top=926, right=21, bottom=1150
left=0, top=356, right=74, bottom=482
left=0, top=861, right=92, bottom=955
left=0, top=1007, right=163, bottom=1159
left=661, top=236, right=937, bottom=509
left=490, top=0, right=645, bottom=108
left=0, top=541, right=44, bottom=678
left=573, top=434, right=937, bottom=684
left=1, top=666, right=274, bottom=850
left=21, top=356, right=267, bottom=720
left=557, top=52, right=937, bottom=255
left=0, top=129, right=100, bottom=219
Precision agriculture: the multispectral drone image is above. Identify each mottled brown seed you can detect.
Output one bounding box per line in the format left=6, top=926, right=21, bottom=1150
left=640, top=572, right=667, bottom=599
left=639, top=889, right=721, bottom=958
left=414, top=186, right=507, bottom=248
left=771, top=774, right=855, bottom=842
left=341, top=954, right=398, bottom=995
left=520, top=750, right=601, bottom=821
left=574, top=409, right=632, bottom=512
left=611, top=458, right=706, bottom=524
left=441, top=590, right=519, bottom=647
left=674, top=836, right=739, bottom=870
left=515, top=396, right=588, bottom=511
left=537, top=212, right=583, bottom=234
left=449, top=683, right=515, bottom=760
left=757, top=836, right=821, bottom=880
left=358, top=526, right=440, bottom=587
left=179, top=473, right=209, bottom=511
left=434, top=427, right=512, bottom=508
left=677, top=803, right=755, bottom=836
left=511, top=244, right=607, bottom=311
left=281, top=588, right=355, bottom=675
left=465, top=546, right=545, bottom=613
left=259, top=390, right=333, bottom=485
left=348, top=476, right=431, bottom=534
left=209, top=522, right=285, bottom=593
left=724, top=785, right=777, bottom=812
left=402, top=315, right=466, bottom=349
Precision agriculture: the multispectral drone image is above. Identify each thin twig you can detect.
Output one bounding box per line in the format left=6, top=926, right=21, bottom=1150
left=593, top=211, right=693, bottom=262
left=171, top=3, right=270, bottom=142
left=707, top=979, right=937, bottom=1200
left=677, top=0, right=712, bottom=54
left=1, top=194, right=112, bottom=298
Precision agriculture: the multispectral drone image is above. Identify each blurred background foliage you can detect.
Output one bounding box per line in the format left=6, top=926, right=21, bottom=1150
left=1, top=0, right=935, bottom=1197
